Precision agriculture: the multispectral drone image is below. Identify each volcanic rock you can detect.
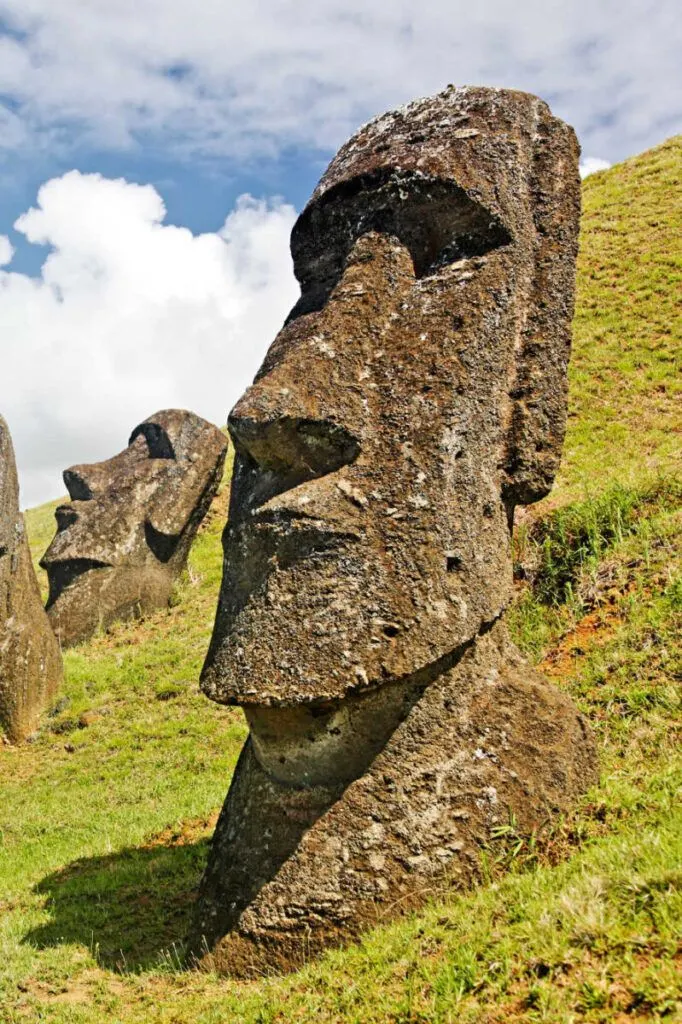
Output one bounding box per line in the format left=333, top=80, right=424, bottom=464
left=1, top=416, right=63, bottom=741
left=191, top=85, right=598, bottom=974
left=41, top=409, right=227, bottom=646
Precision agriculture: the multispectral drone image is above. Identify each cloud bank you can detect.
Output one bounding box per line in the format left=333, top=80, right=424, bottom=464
left=1, top=0, right=680, bottom=166
left=0, top=172, right=298, bottom=506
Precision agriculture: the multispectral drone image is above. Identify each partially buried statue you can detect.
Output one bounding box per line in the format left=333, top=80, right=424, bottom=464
left=191, top=86, right=598, bottom=975
left=41, top=409, right=227, bottom=646
left=1, top=416, right=63, bottom=741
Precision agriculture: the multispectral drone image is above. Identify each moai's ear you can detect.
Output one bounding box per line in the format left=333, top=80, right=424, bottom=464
left=143, top=419, right=227, bottom=564
left=144, top=460, right=209, bottom=560
left=502, top=108, right=581, bottom=511
left=129, top=411, right=225, bottom=559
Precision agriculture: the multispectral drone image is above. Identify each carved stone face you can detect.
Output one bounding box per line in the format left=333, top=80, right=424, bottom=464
left=41, top=409, right=226, bottom=646
left=201, top=86, right=580, bottom=707
left=190, top=88, right=591, bottom=971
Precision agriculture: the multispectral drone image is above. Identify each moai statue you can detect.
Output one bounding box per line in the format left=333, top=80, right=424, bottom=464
left=1, top=416, right=63, bottom=741
left=190, top=86, right=597, bottom=976
left=41, top=409, right=227, bottom=646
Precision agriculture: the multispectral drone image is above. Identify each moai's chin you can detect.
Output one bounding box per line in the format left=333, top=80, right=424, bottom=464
left=189, top=621, right=597, bottom=977
left=45, top=562, right=172, bottom=647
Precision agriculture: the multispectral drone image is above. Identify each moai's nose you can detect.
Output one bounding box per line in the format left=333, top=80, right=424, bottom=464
left=228, top=400, right=359, bottom=480
left=63, top=460, right=115, bottom=500
left=228, top=231, right=410, bottom=484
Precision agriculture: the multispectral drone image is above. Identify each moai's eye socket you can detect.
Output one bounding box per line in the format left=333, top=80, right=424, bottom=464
left=62, top=469, right=94, bottom=501
left=289, top=169, right=512, bottom=318
left=128, top=422, right=176, bottom=460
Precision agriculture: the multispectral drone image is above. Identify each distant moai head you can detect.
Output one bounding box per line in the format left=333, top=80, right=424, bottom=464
left=201, top=85, right=581, bottom=711
left=41, top=409, right=227, bottom=646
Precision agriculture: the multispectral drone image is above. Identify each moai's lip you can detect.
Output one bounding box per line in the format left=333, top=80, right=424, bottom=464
left=43, top=557, right=113, bottom=609
left=229, top=456, right=366, bottom=537
left=232, top=502, right=361, bottom=558
left=43, top=556, right=112, bottom=571
left=40, top=530, right=119, bottom=571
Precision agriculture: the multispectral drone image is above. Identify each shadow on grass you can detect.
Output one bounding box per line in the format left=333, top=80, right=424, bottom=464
left=23, top=837, right=211, bottom=972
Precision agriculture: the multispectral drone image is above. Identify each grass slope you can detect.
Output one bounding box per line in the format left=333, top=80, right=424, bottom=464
left=1, top=137, right=680, bottom=1023
left=560, top=135, right=681, bottom=494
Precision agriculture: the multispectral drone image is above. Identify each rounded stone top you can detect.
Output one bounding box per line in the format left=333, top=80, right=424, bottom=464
left=301, top=85, right=579, bottom=241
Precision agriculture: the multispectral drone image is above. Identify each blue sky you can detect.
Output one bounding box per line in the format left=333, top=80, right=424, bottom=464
left=0, top=0, right=680, bottom=504
left=0, top=130, right=324, bottom=276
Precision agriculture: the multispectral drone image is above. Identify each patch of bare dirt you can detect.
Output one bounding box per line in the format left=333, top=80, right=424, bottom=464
left=17, top=968, right=127, bottom=1005
left=145, top=812, right=220, bottom=849
left=540, top=603, right=624, bottom=681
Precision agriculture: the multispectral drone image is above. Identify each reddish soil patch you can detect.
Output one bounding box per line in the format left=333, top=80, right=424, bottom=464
left=145, top=812, right=220, bottom=849
left=540, top=603, right=624, bottom=680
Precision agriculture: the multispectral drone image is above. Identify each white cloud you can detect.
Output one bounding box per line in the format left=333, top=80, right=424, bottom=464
left=0, top=171, right=298, bottom=507
left=579, top=156, right=612, bottom=178
left=0, top=234, right=13, bottom=265
left=0, top=1, right=680, bottom=165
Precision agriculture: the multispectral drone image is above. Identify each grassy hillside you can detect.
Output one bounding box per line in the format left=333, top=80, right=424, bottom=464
left=1, top=137, right=680, bottom=1024
left=560, top=136, right=681, bottom=494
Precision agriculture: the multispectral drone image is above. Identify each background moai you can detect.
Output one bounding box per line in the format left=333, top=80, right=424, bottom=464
left=1, top=416, right=63, bottom=742
left=41, top=409, right=227, bottom=646
left=191, top=85, right=598, bottom=975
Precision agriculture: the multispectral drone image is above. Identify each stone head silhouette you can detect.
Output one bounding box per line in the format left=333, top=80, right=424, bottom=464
left=192, top=87, right=594, bottom=975
left=41, top=409, right=226, bottom=646
left=202, top=85, right=580, bottom=719
left=1, top=415, right=63, bottom=741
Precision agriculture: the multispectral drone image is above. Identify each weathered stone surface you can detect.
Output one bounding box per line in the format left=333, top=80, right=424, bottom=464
left=191, top=85, right=597, bottom=973
left=1, top=416, right=63, bottom=742
left=196, top=621, right=595, bottom=976
left=41, top=409, right=227, bottom=646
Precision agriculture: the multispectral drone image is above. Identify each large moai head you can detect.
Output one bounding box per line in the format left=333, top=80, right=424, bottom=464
left=192, top=87, right=593, bottom=973
left=41, top=409, right=227, bottom=646
left=201, top=86, right=581, bottom=711
left=1, top=416, right=63, bottom=741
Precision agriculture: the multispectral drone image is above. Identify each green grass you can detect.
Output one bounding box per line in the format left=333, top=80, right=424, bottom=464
left=509, top=478, right=682, bottom=660
left=1, top=138, right=681, bottom=1022
left=559, top=135, right=682, bottom=496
